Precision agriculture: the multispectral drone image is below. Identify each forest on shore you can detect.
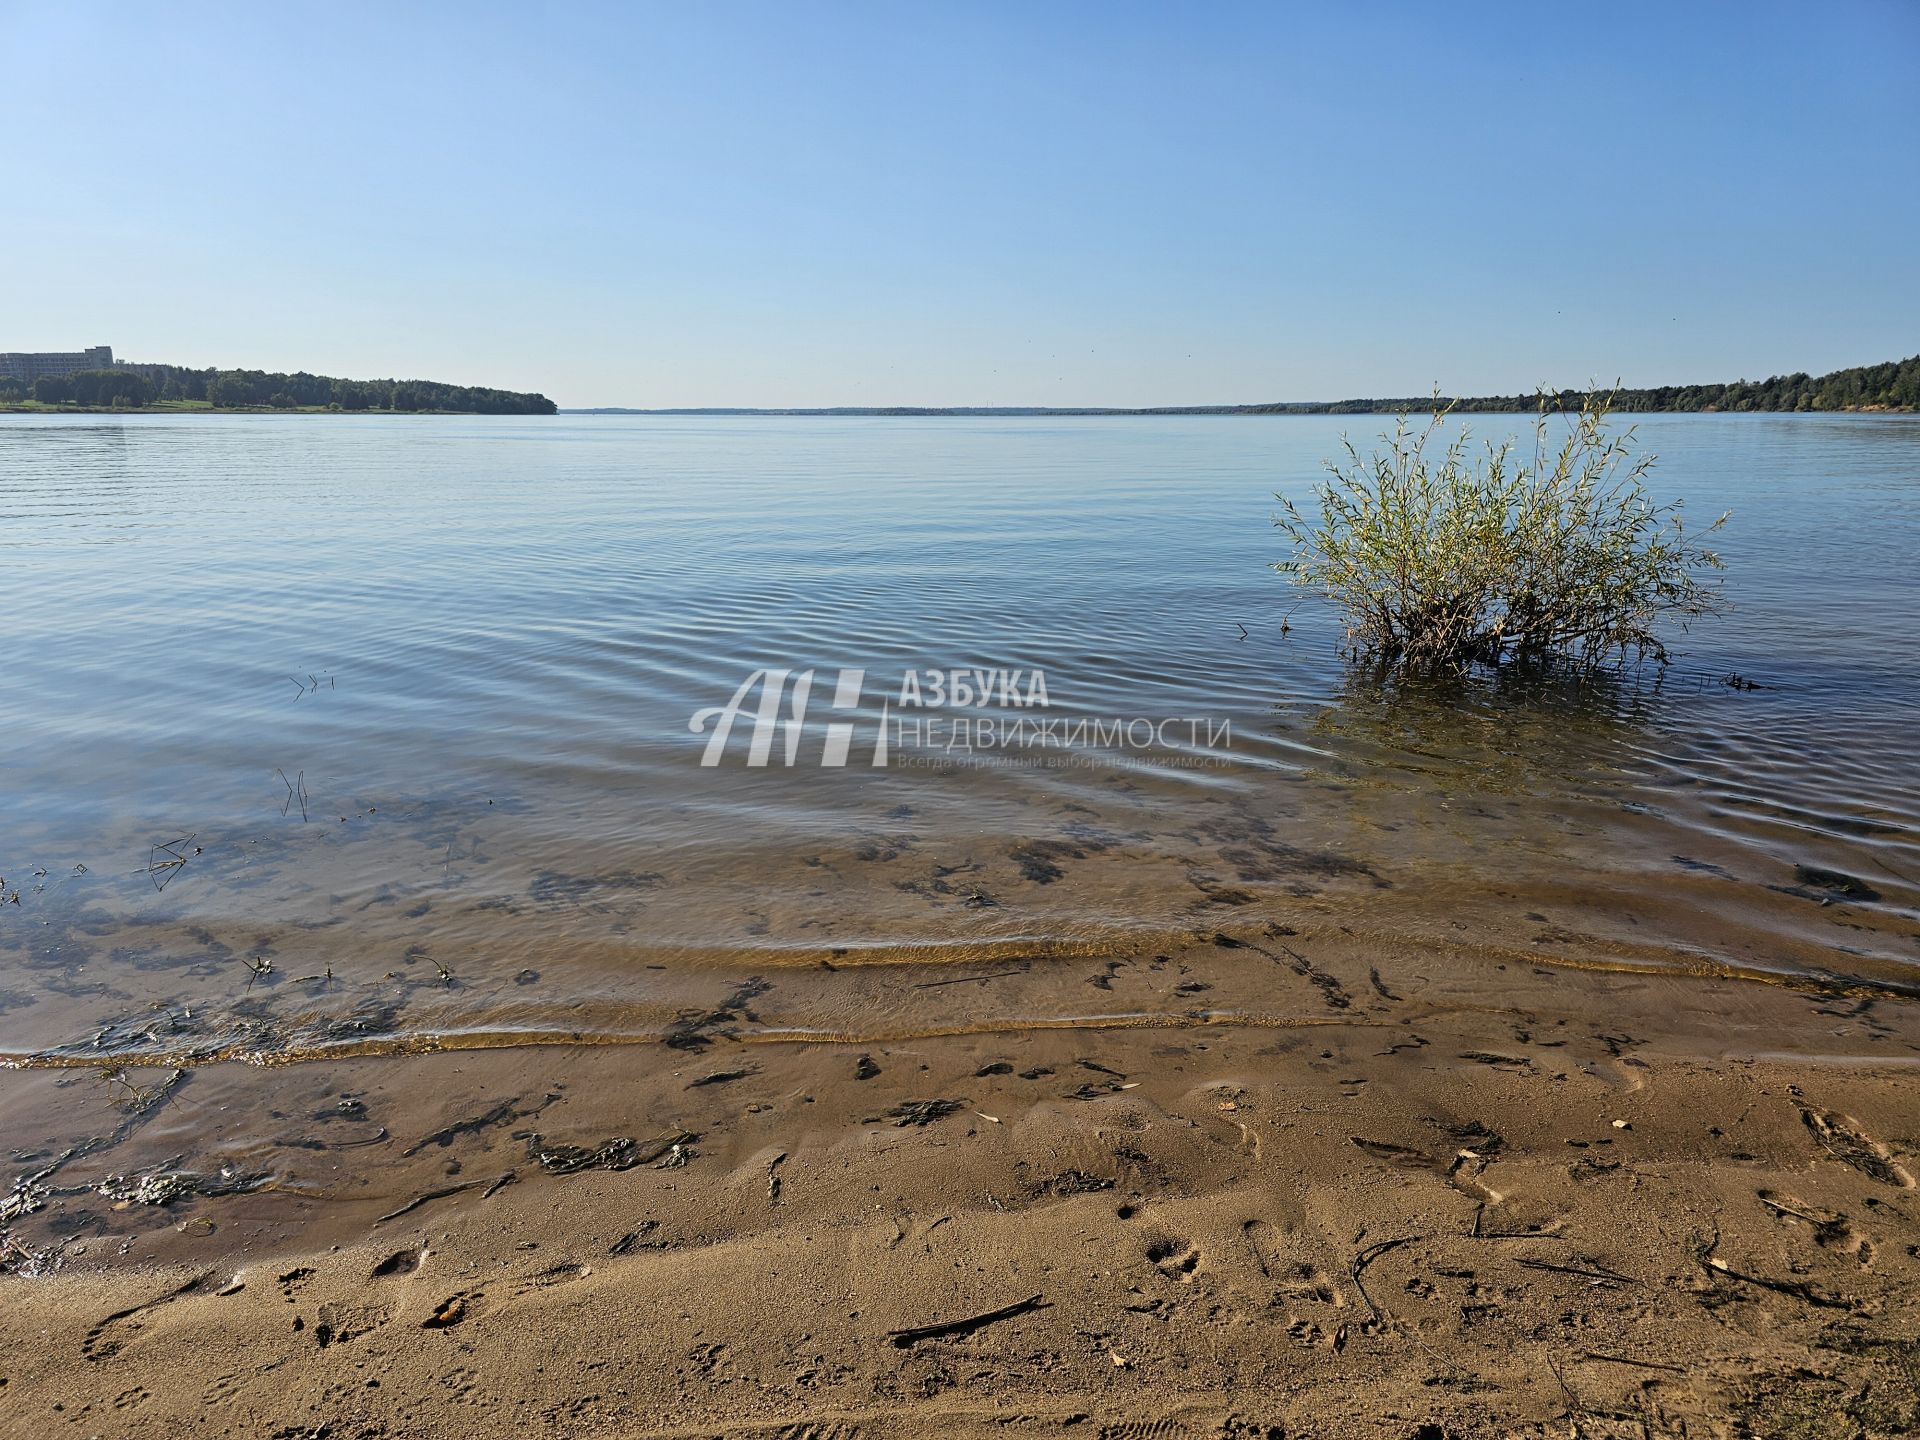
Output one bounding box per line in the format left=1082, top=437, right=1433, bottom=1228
left=1307, top=353, right=1920, bottom=417
left=0, top=363, right=556, bottom=414
left=7, top=354, right=1914, bottom=420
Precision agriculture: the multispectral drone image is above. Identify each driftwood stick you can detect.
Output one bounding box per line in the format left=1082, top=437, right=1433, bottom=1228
left=1350, top=1235, right=1417, bottom=1326
left=912, top=969, right=1026, bottom=990
left=1702, top=1255, right=1852, bottom=1310
left=886, top=1293, right=1047, bottom=1347
left=1517, top=1257, right=1636, bottom=1285
left=1580, top=1351, right=1687, bottom=1374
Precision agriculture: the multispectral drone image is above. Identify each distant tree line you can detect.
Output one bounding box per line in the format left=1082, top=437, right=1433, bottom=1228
left=0, top=364, right=556, bottom=414
left=1242, top=354, right=1920, bottom=416
left=0, top=369, right=155, bottom=407
left=5, top=354, right=1912, bottom=418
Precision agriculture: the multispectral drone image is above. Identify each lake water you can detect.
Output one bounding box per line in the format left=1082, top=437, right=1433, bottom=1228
left=1, top=411, right=1916, bottom=1070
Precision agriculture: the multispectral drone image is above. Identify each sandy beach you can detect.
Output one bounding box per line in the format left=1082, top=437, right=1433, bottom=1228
left=5, top=936, right=1916, bottom=1438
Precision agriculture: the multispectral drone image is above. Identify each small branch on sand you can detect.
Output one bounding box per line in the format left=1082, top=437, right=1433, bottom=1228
left=1516, top=1257, right=1637, bottom=1286
left=886, top=1293, right=1047, bottom=1348
left=1702, top=1254, right=1852, bottom=1309
left=1580, top=1351, right=1687, bottom=1373
left=1696, top=1228, right=1853, bottom=1310
left=1350, top=1235, right=1418, bottom=1327
left=1469, top=1203, right=1564, bottom=1240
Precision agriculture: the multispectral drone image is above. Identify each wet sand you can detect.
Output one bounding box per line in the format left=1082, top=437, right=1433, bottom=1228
left=5, top=942, right=1918, bottom=1437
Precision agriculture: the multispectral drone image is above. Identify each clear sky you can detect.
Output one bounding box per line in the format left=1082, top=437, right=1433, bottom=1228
left=4, top=1, right=1916, bottom=407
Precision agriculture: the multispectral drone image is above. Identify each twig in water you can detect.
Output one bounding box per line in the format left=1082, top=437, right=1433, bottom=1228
left=276, top=768, right=308, bottom=822
left=401, top=1099, right=520, bottom=1156
left=146, top=835, right=198, bottom=892
left=913, top=968, right=1025, bottom=990
left=886, top=1293, right=1047, bottom=1348
left=374, top=1176, right=488, bottom=1224
left=284, top=672, right=334, bottom=701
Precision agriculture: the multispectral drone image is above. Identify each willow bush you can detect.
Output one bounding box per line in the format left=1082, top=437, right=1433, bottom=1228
left=1275, top=396, right=1728, bottom=669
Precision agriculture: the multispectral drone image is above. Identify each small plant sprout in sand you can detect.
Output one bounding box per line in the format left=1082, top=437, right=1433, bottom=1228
left=1274, top=394, right=1729, bottom=670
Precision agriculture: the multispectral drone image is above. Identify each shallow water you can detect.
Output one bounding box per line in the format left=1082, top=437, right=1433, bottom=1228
left=1, top=411, right=1916, bottom=1069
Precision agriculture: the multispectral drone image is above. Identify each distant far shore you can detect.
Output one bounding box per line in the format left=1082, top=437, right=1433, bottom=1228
left=0, top=402, right=539, bottom=417
left=561, top=402, right=1916, bottom=417
left=8, top=400, right=1909, bottom=419
left=570, top=354, right=1916, bottom=416
left=6, top=353, right=1913, bottom=418
left=0, top=361, right=557, bottom=415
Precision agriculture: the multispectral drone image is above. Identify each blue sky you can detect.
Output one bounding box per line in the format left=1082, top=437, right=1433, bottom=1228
left=4, top=1, right=1915, bottom=407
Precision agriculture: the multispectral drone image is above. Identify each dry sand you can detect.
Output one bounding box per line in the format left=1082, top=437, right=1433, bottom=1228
left=3, top=942, right=1918, bottom=1439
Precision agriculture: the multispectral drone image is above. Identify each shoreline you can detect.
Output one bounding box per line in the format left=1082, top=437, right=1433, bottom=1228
left=6, top=943, right=1916, bottom=1435
left=4, top=403, right=1913, bottom=419
left=0, top=403, right=543, bottom=417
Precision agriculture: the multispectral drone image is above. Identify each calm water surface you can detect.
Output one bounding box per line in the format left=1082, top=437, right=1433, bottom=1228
left=1, top=412, right=1916, bottom=1065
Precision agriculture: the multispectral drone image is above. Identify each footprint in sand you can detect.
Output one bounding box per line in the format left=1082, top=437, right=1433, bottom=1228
left=1273, top=1258, right=1346, bottom=1310
left=1284, top=1313, right=1345, bottom=1349
left=1100, top=1419, right=1282, bottom=1440
left=82, top=1270, right=215, bottom=1362
left=1279, top=1258, right=1350, bottom=1349
left=518, top=1260, right=591, bottom=1292
left=1146, top=1237, right=1201, bottom=1281
left=1759, top=1189, right=1878, bottom=1264
left=315, top=1299, right=392, bottom=1348
left=371, top=1246, right=425, bottom=1278
left=1801, top=1109, right=1915, bottom=1188
left=275, top=1265, right=316, bottom=1302
left=202, top=1371, right=251, bottom=1409
left=420, top=1260, right=590, bottom=1330
left=422, top=1291, right=481, bottom=1329
left=436, top=1364, right=483, bottom=1405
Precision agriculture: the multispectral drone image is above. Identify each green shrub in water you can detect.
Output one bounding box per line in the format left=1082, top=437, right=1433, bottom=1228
left=1275, top=396, right=1728, bottom=669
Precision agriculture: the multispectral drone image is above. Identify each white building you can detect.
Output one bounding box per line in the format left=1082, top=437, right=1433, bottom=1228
left=0, top=346, right=116, bottom=383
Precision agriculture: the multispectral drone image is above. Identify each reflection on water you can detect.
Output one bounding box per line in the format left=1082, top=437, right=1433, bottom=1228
left=0, top=411, right=1916, bottom=1070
